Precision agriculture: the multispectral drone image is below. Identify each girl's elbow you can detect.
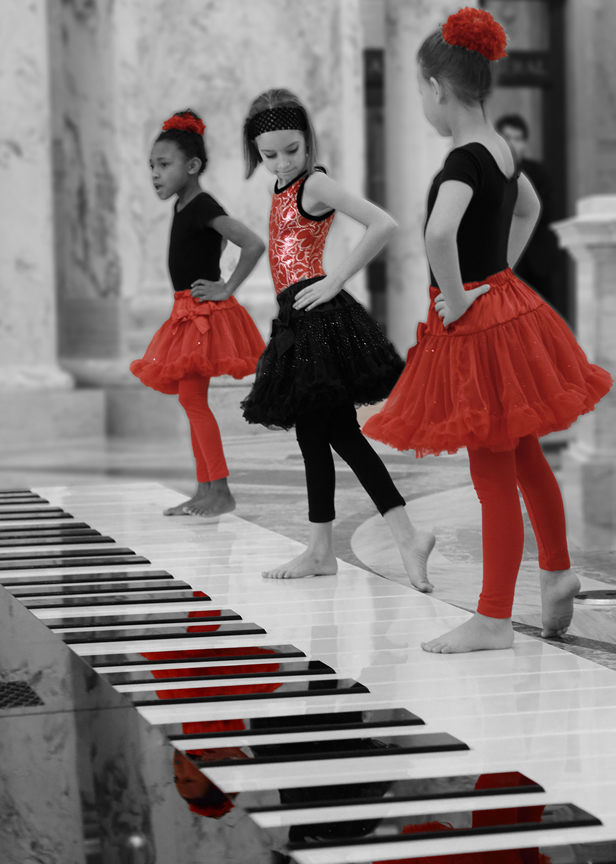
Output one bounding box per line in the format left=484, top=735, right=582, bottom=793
left=386, top=216, right=398, bottom=236
left=377, top=214, right=398, bottom=238
left=425, top=226, right=454, bottom=248
left=250, top=236, right=266, bottom=257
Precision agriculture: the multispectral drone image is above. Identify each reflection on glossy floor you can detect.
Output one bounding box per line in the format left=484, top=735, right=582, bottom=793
left=3, top=481, right=615, bottom=863
left=352, top=485, right=616, bottom=666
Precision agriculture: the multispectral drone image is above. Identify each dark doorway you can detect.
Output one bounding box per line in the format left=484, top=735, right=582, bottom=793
left=364, top=48, right=387, bottom=331
left=481, top=0, right=571, bottom=323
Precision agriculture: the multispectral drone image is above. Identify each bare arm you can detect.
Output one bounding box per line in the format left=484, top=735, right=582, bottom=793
left=424, top=180, right=473, bottom=308
left=191, top=215, right=266, bottom=302
left=293, top=172, right=397, bottom=311
left=508, top=172, right=541, bottom=268
left=424, top=180, right=490, bottom=326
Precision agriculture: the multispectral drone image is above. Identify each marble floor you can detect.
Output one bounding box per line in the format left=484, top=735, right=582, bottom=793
left=0, top=425, right=614, bottom=668
left=1, top=425, right=616, bottom=861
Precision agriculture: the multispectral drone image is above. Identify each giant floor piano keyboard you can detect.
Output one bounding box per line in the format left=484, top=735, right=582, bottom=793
left=1, top=482, right=616, bottom=863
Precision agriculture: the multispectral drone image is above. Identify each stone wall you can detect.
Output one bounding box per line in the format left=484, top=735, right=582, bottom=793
left=566, top=0, right=616, bottom=205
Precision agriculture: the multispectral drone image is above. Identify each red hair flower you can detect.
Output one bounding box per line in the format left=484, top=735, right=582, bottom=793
left=162, top=114, right=206, bottom=135
left=442, top=7, right=507, bottom=61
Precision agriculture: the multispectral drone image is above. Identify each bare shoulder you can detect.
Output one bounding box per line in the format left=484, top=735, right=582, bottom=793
left=302, top=170, right=338, bottom=216
left=303, top=170, right=336, bottom=196
left=492, top=134, right=516, bottom=176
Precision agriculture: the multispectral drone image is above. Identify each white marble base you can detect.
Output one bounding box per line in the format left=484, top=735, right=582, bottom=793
left=0, top=365, right=73, bottom=390
left=0, top=390, right=105, bottom=445
left=562, top=442, right=616, bottom=550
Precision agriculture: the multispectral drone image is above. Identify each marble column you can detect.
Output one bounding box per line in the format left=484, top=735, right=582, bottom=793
left=384, top=0, right=478, bottom=356
left=552, top=197, right=616, bottom=550
left=0, top=0, right=72, bottom=391
left=324, top=0, right=369, bottom=306
left=565, top=0, right=616, bottom=205
left=0, top=0, right=106, bottom=445
left=47, top=0, right=124, bottom=383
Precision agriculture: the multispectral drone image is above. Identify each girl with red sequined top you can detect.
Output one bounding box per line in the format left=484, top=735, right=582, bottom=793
left=130, top=110, right=266, bottom=518
left=241, top=89, right=436, bottom=584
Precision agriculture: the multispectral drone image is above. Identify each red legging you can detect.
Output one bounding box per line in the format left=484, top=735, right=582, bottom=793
left=469, top=435, right=571, bottom=619
left=178, top=377, right=229, bottom=483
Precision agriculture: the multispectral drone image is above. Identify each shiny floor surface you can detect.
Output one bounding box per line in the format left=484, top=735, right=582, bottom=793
left=5, top=481, right=616, bottom=863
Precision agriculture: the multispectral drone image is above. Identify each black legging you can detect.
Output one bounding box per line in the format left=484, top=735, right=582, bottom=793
left=295, top=401, right=406, bottom=523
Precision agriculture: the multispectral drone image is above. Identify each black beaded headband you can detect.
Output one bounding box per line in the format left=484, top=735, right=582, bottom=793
left=247, top=106, right=307, bottom=140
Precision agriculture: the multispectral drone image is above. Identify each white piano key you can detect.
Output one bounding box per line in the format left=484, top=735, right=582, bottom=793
left=17, top=481, right=615, bottom=862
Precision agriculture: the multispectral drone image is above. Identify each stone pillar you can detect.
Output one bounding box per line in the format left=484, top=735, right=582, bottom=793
left=565, top=0, right=616, bottom=205
left=0, top=0, right=105, bottom=444
left=324, top=0, right=369, bottom=306
left=552, top=197, right=616, bottom=550
left=384, top=0, right=477, bottom=356
left=47, top=0, right=124, bottom=379
left=0, top=0, right=72, bottom=392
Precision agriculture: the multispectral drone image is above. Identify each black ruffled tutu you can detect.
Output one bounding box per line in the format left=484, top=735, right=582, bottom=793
left=241, top=277, right=405, bottom=429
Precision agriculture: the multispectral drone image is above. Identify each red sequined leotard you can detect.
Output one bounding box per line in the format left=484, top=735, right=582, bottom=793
left=269, top=173, right=335, bottom=295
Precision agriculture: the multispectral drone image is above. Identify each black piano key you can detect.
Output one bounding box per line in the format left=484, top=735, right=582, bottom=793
left=0, top=498, right=50, bottom=506
left=0, top=555, right=150, bottom=571
left=0, top=569, right=173, bottom=586
left=0, top=505, right=64, bottom=513
left=89, top=644, right=306, bottom=668
left=0, top=546, right=137, bottom=562
left=0, top=510, right=73, bottom=521
left=186, top=731, right=465, bottom=768
left=105, top=659, right=334, bottom=686
left=22, top=592, right=212, bottom=609
left=0, top=535, right=115, bottom=548
left=246, top=771, right=544, bottom=813
left=49, top=608, right=240, bottom=630
left=0, top=499, right=50, bottom=507
left=575, top=589, right=616, bottom=605
left=364, top=840, right=616, bottom=864
left=0, top=526, right=97, bottom=538
left=134, top=677, right=368, bottom=707
left=165, top=708, right=422, bottom=745
left=0, top=489, right=40, bottom=495
left=61, top=621, right=266, bottom=644
left=9, top=580, right=193, bottom=597
left=284, top=802, right=601, bottom=851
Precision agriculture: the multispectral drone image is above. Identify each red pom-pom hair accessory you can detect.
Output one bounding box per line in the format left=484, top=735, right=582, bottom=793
left=441, top=7, right=507, bottom=61
left=162, top=113, right=206, bottom=135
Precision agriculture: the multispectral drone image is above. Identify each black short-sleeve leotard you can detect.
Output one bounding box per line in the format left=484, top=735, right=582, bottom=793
left=425, top=142, right=519, bottom=287
left=168, top=192, right=227, bottom=292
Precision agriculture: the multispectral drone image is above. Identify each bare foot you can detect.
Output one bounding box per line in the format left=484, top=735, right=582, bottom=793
left=540, top=569, right=581, bottom=638
left=399, top=530, right=436, bottom=593
left=421, top=612, right=514, bottom=654
left=263, top=548, right=338, bottom=579
left=383, top=507, right=435, bottom=593
left=164, top=483, right=210, bottom=516
left=184, top=489, right=236, bottom=518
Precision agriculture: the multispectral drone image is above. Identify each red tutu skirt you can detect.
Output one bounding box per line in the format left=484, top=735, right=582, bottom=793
left=130, top=291, right=266, bottom=395
left=363, top=268, right=613, bottom=456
